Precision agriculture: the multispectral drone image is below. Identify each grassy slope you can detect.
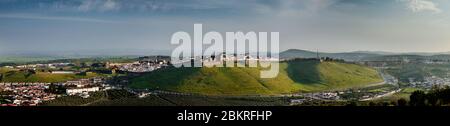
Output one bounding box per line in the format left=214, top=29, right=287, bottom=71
left=0, top=68, right=102, bottom=83
left=130, top=60, right=383, bottom=95
left=289, top=61, right=382, bottom=91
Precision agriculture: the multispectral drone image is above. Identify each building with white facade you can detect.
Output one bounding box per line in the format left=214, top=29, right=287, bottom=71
left=66, top=87, right=100, bottom=95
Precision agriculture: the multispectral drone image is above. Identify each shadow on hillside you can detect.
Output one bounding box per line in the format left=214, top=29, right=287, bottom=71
left=132, top=66, right=201, bottom=88
left=285, top=60, right=322, bottom=84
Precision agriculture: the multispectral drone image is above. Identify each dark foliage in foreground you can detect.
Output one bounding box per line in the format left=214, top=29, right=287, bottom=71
left=409, top=87, right=450, bottom=106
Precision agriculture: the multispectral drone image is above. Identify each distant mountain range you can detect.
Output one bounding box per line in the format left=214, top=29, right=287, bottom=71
left=280, top=49, right=381, bottom=61
left=280, top=49, right=450, bottom=61
left=0, top=49, right=172, bottom=57
left=3, top=48, right=450, bottom=63
left=0, top=49, right=171, bottom=63
left=351, top=51, right=450, bottom=56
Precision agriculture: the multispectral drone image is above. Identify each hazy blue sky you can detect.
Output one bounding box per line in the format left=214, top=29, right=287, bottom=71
left=1, top=0, right=450, bottom=55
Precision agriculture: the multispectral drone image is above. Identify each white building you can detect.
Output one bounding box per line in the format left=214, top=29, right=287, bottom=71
left=66, top=87, right=100, bottom=95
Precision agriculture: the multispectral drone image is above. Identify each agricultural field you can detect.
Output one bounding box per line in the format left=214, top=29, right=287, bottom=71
left=39, top=89, right=289, bottom=106
left=41, top=91, right=106, bottom=106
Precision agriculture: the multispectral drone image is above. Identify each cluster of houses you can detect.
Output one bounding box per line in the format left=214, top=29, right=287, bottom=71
left=64, top=78, right=114, bottom=98
left=0, top=77, right=113, bottom=106
left=172, top=53, right=279, bottom=67
left=360, top=59, right=450, bottom=68
left=107, top=59, right=169, bottom=73
left=302, top=92, right=340, bottom=100
left=313, top=92, right=340, bottom=100
left=66, top=87, right=100, bottom=98
left=0, top=83, right=56, bottom=106
left=288, top=92, right=340, bottom=105
left=409, top=76, right=450, bottom=89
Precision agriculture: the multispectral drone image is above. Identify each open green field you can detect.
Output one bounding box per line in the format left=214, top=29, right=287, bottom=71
left=372, top=87, right=422, bottom=102
left=130, top=60, right=383, bottom=95
left=0, top=68, right=103, bottom=83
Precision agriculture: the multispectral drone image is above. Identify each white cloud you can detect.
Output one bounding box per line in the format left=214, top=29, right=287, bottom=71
left=73, top=0, right=224, bottom=12
left=102, top=0, right=119, bottom=11
left=0, top=14, right=118, bottom=23
left=401, top=0, right=442, bottom=13
left=78, top=0, right=120, bottom=12
left=306, top=0, right=338, bottom=12
left=253, top=0, right=339, bottom=17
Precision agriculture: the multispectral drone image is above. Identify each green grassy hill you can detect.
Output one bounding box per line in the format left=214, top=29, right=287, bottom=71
left=130, top=60, right=383, bottom=95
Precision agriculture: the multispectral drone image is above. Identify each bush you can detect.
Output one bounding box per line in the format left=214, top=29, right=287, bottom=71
left=397, top=98, right=407, bottom=106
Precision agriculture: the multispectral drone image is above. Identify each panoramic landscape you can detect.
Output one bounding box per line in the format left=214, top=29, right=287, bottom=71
left=2, top=0, right=450, bottom=107
left=2, top=49, right=450, bottom=106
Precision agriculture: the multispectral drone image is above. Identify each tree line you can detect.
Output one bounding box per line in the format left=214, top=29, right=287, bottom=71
left=409, top=87, right=450, bottom=106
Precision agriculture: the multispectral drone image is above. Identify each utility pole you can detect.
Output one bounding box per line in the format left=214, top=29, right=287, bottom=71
left=316, top=49, right=319, bottom=59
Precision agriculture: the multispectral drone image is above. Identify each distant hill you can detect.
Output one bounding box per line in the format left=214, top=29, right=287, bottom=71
left=280, top=49, right=450, bottom=62
left=0, top=56, right=66, bottom=64
left=350, top=51, right=396, bottom=55
left=360, top=54, right=450, bottom=61
left=130, top=60, right=383, bottom=95
left=280, top=49, right=380, bottom=61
